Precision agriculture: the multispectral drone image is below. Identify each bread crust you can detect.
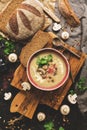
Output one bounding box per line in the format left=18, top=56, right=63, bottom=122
left=58, top=0, right=80, bottom=27
left=19, top=30, right=52, bottom=67
left=6, top=0, right=45, bottom=40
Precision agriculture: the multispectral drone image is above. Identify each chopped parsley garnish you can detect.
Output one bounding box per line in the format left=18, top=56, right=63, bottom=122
left=36, top=54, right=53, bottom=67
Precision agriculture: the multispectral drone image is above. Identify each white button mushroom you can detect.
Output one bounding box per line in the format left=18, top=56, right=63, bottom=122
left=61, top=31, right=69, bottom=40
left=60, top=105, right=70, bottom=115
left=8, top=53, right=17, bottom=63
left=37, top=112, right=46, bottom=122
left=21, top=82, right=31, bottom=91
left=52, top=23, right=62, bottom=32
left=4, top=92, right=12, bottom=100
left=67, top=94, right=77, bottom=104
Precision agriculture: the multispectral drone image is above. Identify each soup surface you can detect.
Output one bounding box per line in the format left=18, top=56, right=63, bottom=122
left=29, top=51, right=67, bottom=89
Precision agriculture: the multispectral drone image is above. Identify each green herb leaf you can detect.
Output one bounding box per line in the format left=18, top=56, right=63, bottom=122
left=36, top=57, right=40, bottom=64
left=59, top=126, right=64, bottom=130
left=47, top=54, right=53, bottom=62
left=4, top=48, right=11, bottom=55
left=76, top=77, right=87, bottom=92
left=69, top=89, right=75, bottom=95
left=40, top=58, right=48, bottom=64
left=44, top=121, right=55, bottom=130
left=0, top=35, right=4, bottom=41
left=5, top=41, right=11, bottom=47
left=36, top=54, right=53, bottom=67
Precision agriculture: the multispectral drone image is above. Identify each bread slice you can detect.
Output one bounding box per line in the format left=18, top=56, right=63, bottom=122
left=58, top=0, right=80, bottom=27
left=19, top=30, right=52, bottom=67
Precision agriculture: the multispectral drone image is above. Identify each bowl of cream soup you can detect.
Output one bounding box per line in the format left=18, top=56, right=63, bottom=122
left=27, top=48, right=70, bottom=91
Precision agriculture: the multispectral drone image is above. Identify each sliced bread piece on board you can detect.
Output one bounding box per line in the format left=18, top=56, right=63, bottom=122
left=58, top=0, right=80, bottom=27
left=19, top=30, right=52, bottom=67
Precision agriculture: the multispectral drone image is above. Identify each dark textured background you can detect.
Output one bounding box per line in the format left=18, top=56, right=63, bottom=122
left=0, top=0, right=87, bottom=130
left=0, top=71, right=87, bottom=130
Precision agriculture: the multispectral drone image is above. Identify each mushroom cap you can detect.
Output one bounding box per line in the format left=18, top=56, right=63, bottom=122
left=61, top=31, right=69, bottom=40
left=67, top=94, right=77, bottom=104
left=21, top=82, right=31, bottom=91
left=60, top=104, right=70, bottom=115
left=8, top=53, right=17, bottom=62
left=53, top=23, right=62, bottom=31
left=4, top=92, right=12, bottom=100
left=37, top=112, right=46, bottom=121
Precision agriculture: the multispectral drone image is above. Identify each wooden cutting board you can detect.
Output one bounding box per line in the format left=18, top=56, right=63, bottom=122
left=10, top=33, right=86, bottom=119
left=10, top=90, right=43, bottom=119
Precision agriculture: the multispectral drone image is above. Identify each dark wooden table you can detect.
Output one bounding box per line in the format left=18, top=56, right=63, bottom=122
left=0, top=39, right=87, bottom=130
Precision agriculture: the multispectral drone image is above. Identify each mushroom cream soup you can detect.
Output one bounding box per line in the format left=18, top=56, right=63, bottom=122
left=29, top=51, right=67, bottom=89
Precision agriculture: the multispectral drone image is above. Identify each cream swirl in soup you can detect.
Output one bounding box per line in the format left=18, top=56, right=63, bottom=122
left=29, top=51, right=67, bottom=89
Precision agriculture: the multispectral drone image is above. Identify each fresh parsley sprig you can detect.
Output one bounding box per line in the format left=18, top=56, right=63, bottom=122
left=44, top=121, right=55, bottom=130
left=0, top=35, right=15, bottom=55
left=36, top=54, right=53, bottom=67
left=69, top=77, right=87, bottom=94
left=43, top=121, right=65, bottom=130
left=76, top=77, right=87, bottom=92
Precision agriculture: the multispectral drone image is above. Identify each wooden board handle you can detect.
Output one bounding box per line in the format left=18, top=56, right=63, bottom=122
left=10, top=91, right=41, bottom=119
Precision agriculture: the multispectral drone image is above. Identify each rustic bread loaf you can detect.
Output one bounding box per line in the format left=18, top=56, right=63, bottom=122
left=6, top=0, right=45, bottom=40
left=19, top=30, right=52, bottom=67
left=58, top=0, right=80, bottom=27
